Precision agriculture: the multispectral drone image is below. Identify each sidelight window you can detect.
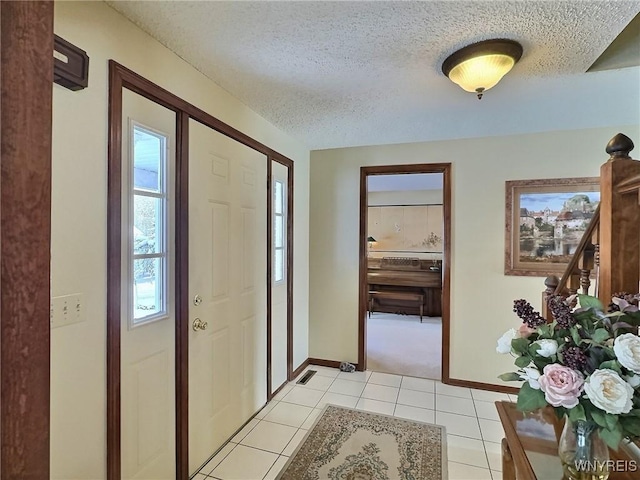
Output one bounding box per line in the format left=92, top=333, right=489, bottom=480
left=129, top=123, right=169, bottom=325
left=274, top=179, right=286, bottom=284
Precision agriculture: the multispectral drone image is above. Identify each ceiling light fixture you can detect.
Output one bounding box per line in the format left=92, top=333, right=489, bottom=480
left=442, top=39, right=523, bottom=100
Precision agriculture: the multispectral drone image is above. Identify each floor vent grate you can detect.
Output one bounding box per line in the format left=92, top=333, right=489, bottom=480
left=296, top=370, right=317, bottom=385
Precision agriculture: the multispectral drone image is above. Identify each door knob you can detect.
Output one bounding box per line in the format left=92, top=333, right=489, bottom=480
left=192, top=318, right=208, bottom=331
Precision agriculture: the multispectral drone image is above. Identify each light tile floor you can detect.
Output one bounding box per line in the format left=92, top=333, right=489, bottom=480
left=194, top=366, right=514, bottom=480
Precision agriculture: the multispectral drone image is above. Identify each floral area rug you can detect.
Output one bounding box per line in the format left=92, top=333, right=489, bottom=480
left=276, top=405, right=447, bottom=480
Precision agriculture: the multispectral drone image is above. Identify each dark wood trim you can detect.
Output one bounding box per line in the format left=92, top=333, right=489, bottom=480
left=357, top=163, right=452, bottom=383
left=111, top=61, right=293, bottom=162
left=267, top=159, right=273, bottom=399
left=271, top=381, right=290, bottom=399
left=175, top=112, right=190, bottom=479
left=358, top=170, right=368, bottom=371
left=441, top=164, right=452, bottom=383
left=0, top=2, right=53, bottom=477
left=447, top=378, right=519, bottom=395
left=268, top=154, right=294, bottom=394
left=309, top=358, right=359, bottom=370
left=286, top=160, right=294, bottom=381
left=291, top=358, right=310, bottom=379
left=106, top=58, right=124, bottom=480
left=107, top=61, right=297, bottom=478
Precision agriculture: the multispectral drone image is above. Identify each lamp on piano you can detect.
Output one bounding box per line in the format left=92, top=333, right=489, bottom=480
left=367, top=236, right=377, bottom=255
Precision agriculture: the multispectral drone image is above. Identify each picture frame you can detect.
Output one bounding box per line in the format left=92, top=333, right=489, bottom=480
left=504, top=177, right=600, bottom=277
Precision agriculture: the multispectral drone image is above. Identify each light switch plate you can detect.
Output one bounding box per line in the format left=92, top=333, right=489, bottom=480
left=51, top=293, right=84, bottom=328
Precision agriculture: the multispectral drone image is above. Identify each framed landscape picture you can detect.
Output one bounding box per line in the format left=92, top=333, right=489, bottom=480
left=504, top=177, right=600, bottom=277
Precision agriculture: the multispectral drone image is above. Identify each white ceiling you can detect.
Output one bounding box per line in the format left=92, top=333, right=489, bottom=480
left=368, top=173, right=443, bottom=192
left=106, top=1, right=640, bottom=150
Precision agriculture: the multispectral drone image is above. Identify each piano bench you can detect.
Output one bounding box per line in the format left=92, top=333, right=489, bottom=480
left=368, top=290, right=424, bottom=321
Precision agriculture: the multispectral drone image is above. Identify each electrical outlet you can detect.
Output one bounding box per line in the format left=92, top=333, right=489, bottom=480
left=51, top=293, right=84, bottom=328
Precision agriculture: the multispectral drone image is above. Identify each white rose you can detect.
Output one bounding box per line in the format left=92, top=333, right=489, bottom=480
left=519, top=366, right=541, bottom=390
left=614, top=333, right=640, bottom=374
left=584, top=369, right=634, bottom=414
left=496, top=329, right=518, bottom=354
left=535, top=339, right=558, bottom=358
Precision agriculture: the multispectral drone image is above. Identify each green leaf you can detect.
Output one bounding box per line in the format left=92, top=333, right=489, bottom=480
left=579, top=294, right=604, bottom=311
left=515, top=355, right=532, bottom=368
left=622, top=417, right=640, bottom=436
left=604, top=413, right=618, bottom=431
left=599, top=360, right=622, bottom=375
left=628, top=409, right=640, bottom=418
left=528, top=343, right=541, bottom=357
left=568, top=404, right=586, bottom=423
left=532, top=357, right=553, bottom=372
left=599, top=424, right=623, bottom=450
left=511, top=338, right=530, bottom=355
left=537, top=324, right=553, bottom=339
left=590, top=409, right=608, bottom=428
left=591, top=328, right=610, bottom=343
left=570, top=326, right=583, bottom=346
left=516, top=383, right=547, bottom=412
left=498, top=372, right=522, bottom=382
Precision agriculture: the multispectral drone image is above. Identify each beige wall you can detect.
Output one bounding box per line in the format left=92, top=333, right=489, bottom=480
left=309, top=125, right=639, bottom=382
left=368, top=190, right=444, bottom=260
left=51, top=2, right=309, bottom=478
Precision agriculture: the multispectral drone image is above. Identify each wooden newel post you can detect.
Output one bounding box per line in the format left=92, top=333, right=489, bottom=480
left=598, top=133, right=640, bottom=306
left=542, top=275, right=559, bottom=320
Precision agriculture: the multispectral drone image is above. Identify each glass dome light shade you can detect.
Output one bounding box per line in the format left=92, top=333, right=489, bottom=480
left=447, top=54, right=516, bottom=93
left=441, top=39, right=523, bottom=98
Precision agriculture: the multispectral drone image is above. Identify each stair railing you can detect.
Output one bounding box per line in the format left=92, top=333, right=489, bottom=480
left=542, top=133, right=640, bottom=318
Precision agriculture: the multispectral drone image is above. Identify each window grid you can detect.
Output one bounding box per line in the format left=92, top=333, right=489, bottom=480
left=274, top=180, right=286, bottom=284
left=130, top=123, right=169, bottom=326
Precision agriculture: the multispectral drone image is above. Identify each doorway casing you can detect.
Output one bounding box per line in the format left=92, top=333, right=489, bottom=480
left=107, top=61, right=295, bottom=479
left=358, top=163, right=452, bottom=382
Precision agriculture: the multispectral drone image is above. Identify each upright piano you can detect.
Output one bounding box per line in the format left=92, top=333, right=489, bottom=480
left=367, top=257, right=442, bottom=318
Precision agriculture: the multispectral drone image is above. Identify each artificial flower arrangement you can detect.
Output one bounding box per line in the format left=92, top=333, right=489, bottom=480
left=497, top=293, right=640, bottom=451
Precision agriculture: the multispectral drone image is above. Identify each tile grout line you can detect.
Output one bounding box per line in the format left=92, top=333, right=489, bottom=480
left=470, top=390, right=495, bottom=474
left=201, top=370, right=501, bottom=478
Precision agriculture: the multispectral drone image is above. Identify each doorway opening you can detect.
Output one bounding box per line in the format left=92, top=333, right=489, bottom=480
left=358, top=164, right=451, bottom=383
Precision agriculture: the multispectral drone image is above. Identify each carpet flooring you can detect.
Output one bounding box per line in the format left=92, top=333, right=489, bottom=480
left=366, top=312, right=442, bottom=380
left=276, top=405, right=446, bottom=480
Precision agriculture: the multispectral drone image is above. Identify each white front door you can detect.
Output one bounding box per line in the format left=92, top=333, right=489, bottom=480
left=271, top=161, right=289, bottom=392
left=188, top=120, right=267, bottom=474
left=121, top=90, right=176, bottom=479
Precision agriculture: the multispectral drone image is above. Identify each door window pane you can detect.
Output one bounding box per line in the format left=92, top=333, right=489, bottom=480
left=133, top=257, right=163, bottom=321
left=133, top=125, right=163, bottom=192
left=275, top=215, right=284, bottom=248
left=274, top=181, right=283, bottom=214
left=134, top=195, right=162, bottom=254
left=274, top=249, right=284, bottom=283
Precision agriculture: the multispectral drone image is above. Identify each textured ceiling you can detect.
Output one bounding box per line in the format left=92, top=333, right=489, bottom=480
left=106, top=1, right=640, bottom=150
